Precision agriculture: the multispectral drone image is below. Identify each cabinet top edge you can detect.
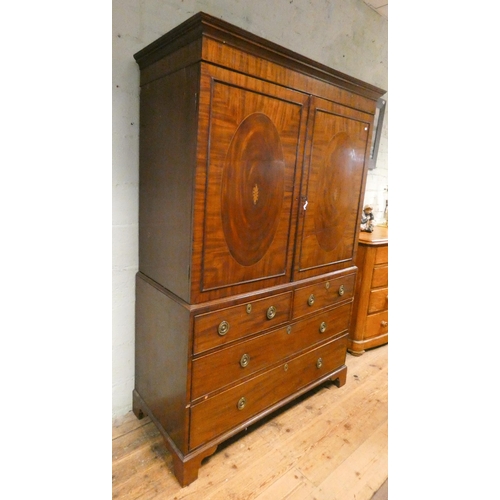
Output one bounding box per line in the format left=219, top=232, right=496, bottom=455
left=133, top=12, right=386, bottom=101
left=358, top=226, right=388, bottom=245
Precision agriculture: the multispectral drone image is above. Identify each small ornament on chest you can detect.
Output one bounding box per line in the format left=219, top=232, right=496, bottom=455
left=360, top=205, right=375, bottom=233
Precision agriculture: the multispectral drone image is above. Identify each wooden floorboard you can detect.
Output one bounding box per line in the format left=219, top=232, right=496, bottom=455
left=112, top=344, right=388, bottom=499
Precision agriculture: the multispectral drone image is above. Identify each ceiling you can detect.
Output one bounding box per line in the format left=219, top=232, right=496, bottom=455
left=363, top=0, right=388, bottom=18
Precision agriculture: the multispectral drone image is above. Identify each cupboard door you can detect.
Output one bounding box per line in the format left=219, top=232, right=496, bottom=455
left=295, top=97, right=373, bottom=278
left=199, top=64, right=308, bottom=292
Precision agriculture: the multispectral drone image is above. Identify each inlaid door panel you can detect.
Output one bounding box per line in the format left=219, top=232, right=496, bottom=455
left=295, top=97, right=372, bottom=279
left=200, top=65, right=308, bottom=291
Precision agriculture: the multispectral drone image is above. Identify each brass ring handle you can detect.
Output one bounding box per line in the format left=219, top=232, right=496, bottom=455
left=319, top=322, right=327, bottom=333
left=237, top=397, right=246, bottom=411
left=338, top=284, right=345, bottom=296
left=218, top=320, right=230, bottom=336
left=381, top=321, right=388, bottom=327
left=240, top=353, right=250, bottom=368
left=246, top=304, right=252, bottom=314
left=266, top=306, right=277, bottom=320
left=308, top=294, right=315, bottom=306
left=316, top=358, right=323, bottom=369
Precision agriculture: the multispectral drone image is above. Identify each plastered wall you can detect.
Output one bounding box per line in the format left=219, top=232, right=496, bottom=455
left=112, top=0, right=388, bottom=418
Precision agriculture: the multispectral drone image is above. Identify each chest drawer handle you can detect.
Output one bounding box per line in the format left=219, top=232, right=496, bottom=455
left=240, top=353, right=250, bottom=368
left=218, top=320, right=230, bottom=336
left=316, top=358, right=323, bottom=369
left=319, top=322, right=327, bottom=333
left=307, top=294, right=315, bottom=306
left=381, top=321, right=388, bottom=327
left=338, top=284, right=345, bottom=296
left=246, top=304, right=252, bottom=314
left=237, top=397, right=246, bottom=411
left=266, top=306, right=277, bottom=320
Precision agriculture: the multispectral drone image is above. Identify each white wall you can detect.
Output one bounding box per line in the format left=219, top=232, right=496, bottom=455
left=112, top=0, right=388, bottom=418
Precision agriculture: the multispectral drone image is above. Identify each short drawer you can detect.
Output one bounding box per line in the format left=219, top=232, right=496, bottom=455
left=292, top=273, right=355, bottom=319
left=193, top=292, right=292, bottom=355
left=365, top=311, right=388, bottom=339
left=375, top=245, right=388, bottom=265
left=191, top=302, right=352, bottom=399
left=371, top=265, right=388, bottom=288
left=189, top=334, right=348, bottom=449
left=368, top=287, right=388, bottom=314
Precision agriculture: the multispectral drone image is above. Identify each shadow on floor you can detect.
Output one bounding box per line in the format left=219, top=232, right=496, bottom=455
left=371, top=479, right=388, bottom=500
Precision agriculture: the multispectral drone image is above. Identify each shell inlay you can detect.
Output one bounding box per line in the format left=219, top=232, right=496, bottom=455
left=252, top=184, right=259, bottom=205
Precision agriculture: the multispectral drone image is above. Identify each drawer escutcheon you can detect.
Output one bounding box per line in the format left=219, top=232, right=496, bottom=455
left=218, top=320, right=230, bottom=336
left=237, top=397, right=246, bottom=410
left=319, top=322, right=327, bottom=333
left=240, top=353, right=250, bottom=368
left=307, top=294, right=315, bottom=306
left=316, top=358, right=323, bottom=369
left=338, top=284, right=345, bottom=296
left=266, top=306, right=277, bottom=320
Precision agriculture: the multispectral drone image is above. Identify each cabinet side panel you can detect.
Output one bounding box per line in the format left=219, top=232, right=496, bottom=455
left=135, top=274, right=190, bottom=454
left=138, top=64, right=199, bottom=301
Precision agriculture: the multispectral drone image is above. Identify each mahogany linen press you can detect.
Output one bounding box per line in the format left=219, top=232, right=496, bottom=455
left=132, top=12, right=386, bottom=486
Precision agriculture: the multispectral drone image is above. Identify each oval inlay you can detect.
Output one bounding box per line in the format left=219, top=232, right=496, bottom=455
left=314, top=132, right=357, bottom=252
left=221, top=113, right=285, bottom=266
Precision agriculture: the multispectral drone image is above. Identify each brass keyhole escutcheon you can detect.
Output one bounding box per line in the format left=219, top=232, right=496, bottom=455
left=316, top=358, right=323, bottom=369
left=325, top=281, right=330, bottom=290
left=283, top=363, right=289, bottom=372
left=240, top=353, right=250, bottom=368
left=218, top=320, right=230, bottom=336
left=246, top=303, right=252, bottom=314
left=308, top=294, right=315, bottom=306
left=286, top=326, right=292, bottom=335
left=267, top=305, right=277, bottom=320
left=338, top=284, right=345, bottom=296
left=237, top=397, right=246, bottom=410
left=319, top=322, right=327, bottom=333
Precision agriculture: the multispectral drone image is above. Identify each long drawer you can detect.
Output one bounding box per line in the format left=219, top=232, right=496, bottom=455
left=191, top=302, right=352, bottom=400
left=189, top=333, right=347, bottom=449
left=371, top=265, right=388, bottom=288
left=367, top=287, right=388, bottom=314
left=193, top=292, right=293, bottom=355
left=375, top=246, right=388, bottom=265
left=292, top=273, right=355, bottom=319
left=365, top=310, right=388, bottom=339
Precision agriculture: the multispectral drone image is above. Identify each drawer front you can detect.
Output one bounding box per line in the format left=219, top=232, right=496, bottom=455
left=368, top=287, right=388, bottom=314
left=365, top=311, right=388, bottom=339
left=189, top=334, right=347, bottom=449
left=193, top=292, right=292, bottom=355
left=191, top=302, right=352, bottom=399
left=371, top=265, right=388, bottom=288
left=292, top=274, right=355, bottom=319
left=375, top=245, right=388, bottom=265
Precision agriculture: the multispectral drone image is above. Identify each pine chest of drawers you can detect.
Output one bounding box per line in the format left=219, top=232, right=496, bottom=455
left=347, top=226, right=389, bottom=355
left=132, top=12, right=386, bottom=486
